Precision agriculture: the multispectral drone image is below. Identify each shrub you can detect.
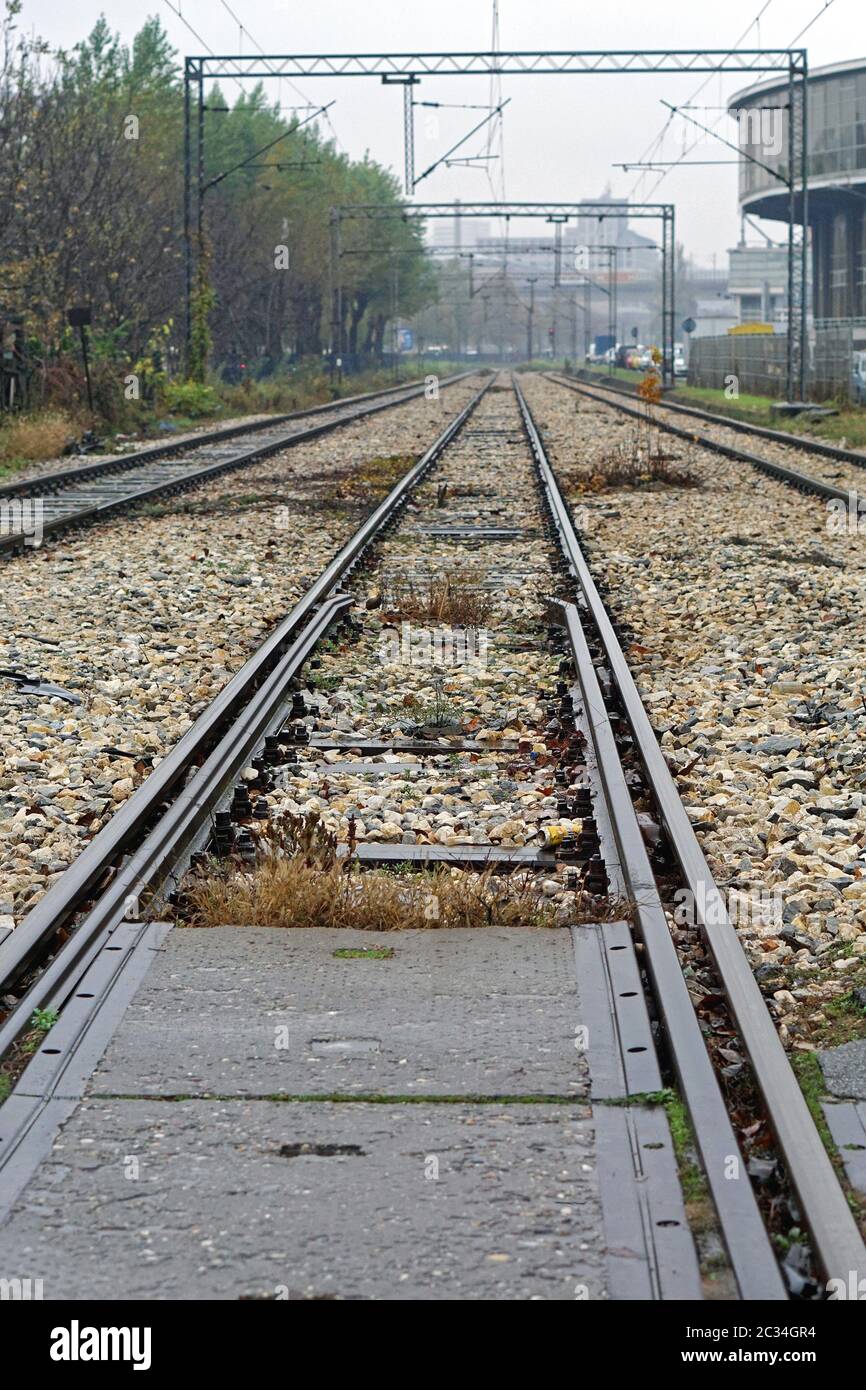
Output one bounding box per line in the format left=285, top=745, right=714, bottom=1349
left=162, top=380, right=221, bottom=418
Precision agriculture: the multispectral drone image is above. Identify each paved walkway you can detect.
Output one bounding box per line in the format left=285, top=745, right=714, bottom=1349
left=821, top=1037, right=866, bottom=1200
left=0, top=925, right=700, bottom=1300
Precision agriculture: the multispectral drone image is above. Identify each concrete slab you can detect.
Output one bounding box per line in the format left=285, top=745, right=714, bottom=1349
left=823, top=1100, right=866, bottom=1195
left=89, top=927, right=589, bottom=1100
left=0, top=923, right=705, bottom=1299
left=819, top=1038, right=866, bottom=1102
left=0, top=1098, right=606, bottom=1301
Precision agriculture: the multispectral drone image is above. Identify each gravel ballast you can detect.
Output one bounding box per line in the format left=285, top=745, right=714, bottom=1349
left=521, top=371, right=866, bottom=1046
left=205, top=381, right=584, bottom=926
left=0, top=377, right=482, bottom=923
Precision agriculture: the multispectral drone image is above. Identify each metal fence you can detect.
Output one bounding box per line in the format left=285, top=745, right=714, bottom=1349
left=688, top=326, right=855, bottom=403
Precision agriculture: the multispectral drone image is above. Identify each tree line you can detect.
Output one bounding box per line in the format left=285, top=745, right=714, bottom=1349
left=0, top=3, right=435, bottom=408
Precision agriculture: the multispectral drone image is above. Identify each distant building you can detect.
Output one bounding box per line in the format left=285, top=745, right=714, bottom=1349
left=730, top=59, right=866, bottom=327
left=568, top=189, right=659, bottom=280
left=431, top=213, right=491, bottom=252
left=727, top=244, right=789, bottom=326
left=690, top=296, right=739, bottom=337
left=432, top=219, right=456, bottom=248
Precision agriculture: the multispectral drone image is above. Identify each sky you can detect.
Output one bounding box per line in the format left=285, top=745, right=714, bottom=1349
left=16, top=0, right=860, bottom=267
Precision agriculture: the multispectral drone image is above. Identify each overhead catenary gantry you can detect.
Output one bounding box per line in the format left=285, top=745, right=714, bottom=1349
left=328, top=202, right=676, bottom=384
left=183, top=46, right=808, bottom=397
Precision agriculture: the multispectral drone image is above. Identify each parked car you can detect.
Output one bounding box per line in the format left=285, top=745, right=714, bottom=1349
left=673, top=345, right=687, bottom=378
left=851, top=350, right=866, bottom=404
left=591, top=335, right=616, bottom=363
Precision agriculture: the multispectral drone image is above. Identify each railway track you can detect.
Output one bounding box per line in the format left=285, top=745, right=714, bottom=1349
left=0, top=372, right=863, bottom=1300
left=0, top=372, right=472, bottom=555
left=569, top=368, right=866, bottom=468
left=547, top=370, right=866, bottom=506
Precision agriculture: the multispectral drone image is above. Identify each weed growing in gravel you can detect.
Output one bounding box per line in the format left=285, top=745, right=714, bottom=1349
left=306, top=673, right=343, bottom=693
left=402, top=678, right=460, bottom=729
left=0, top=1007, right=61, bottom=1107
left=29, top=1007, right=58, bottom=1033
left=569, top=433, right=702, bottom=493
left=821, top=989, right=866, bottom=1046
left=322, top=453, right=417, bottom=504
left=386, top=566, right=495, bottom=627
left=181, top=810, right=556, bottom=931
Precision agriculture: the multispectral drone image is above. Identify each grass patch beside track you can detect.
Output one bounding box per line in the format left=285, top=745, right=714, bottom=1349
left=576, top=365, right=866, bottom=450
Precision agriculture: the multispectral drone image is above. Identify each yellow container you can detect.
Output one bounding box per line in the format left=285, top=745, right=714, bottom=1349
left=541, top=820, right=582, bottom=847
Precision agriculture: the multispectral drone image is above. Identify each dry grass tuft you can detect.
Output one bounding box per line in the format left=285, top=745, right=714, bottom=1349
left=568, top=438, right=702, bottom=493
left=183, top=856, right=557, bottom=931
left=0, top=410, right=74, bottom=464
left=182, top=811, right=555, bottom=931
left=386, top=566, right=495, bottom=627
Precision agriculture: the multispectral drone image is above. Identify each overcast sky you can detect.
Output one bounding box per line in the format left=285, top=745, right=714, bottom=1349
left=17, top=0, right=859, bottom=265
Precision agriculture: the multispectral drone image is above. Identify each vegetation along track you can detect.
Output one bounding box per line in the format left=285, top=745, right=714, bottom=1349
left=549, top=370, right=866, bottom=504
left=0, top=371, right=473, bottom=555
left=1, top=371, right=863, bottom=1298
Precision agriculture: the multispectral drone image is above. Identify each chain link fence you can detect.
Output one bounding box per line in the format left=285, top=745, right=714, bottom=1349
left=688, top=327, right=855, bottom=403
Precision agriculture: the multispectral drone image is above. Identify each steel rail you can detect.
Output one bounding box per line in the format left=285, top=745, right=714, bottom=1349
left=514, top=377, right=866, bottom=1291
left=0, top=379, right=491, bottom=1044
left=547, top=372, right=859, bottom=501
left=547, top=600, right=785, bottom=1300
left=521, top=386, right=784, bottom=1297
left=0, top=372, right=473, bottom=503
left=0, top=373, right=478, bottom=557
left=557, top=369, right=866, bottom=471
left=0, top=596, right=350, bottom=1220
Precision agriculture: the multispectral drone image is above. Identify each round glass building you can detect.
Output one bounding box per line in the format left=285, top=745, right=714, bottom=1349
left=730, top=59, right=866, bottom=324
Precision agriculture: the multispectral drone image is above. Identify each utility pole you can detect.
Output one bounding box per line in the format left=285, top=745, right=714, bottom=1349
left=608, top=247, right=617, bottom=376
left=381, top=74, right=420, bottom=193
left=404, top=79, right=417, bottom=195
left=391, top=259, right=400, bottom=383
left=587, top=246, right=618, bottom=374
left=526, top=276, right=537, bottom=362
